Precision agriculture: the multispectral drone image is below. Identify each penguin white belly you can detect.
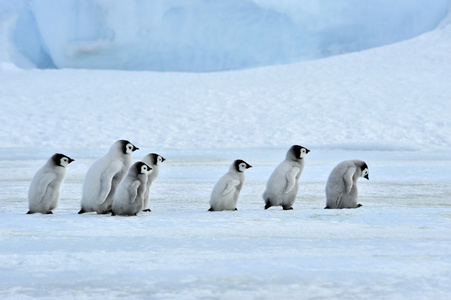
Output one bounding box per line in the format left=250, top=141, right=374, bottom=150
left=81, top=159, right=125, bottom=213
left=28, top=170, right=63, bottom=213
left=143, top=168, right=159, bottom=210
left=113, top=180, right=146, bottom=216
left=325, top=163, right=360, bottom=209
left=209, top=174, right=241, bottom=211
left=264, top=162, right=300, bottom=207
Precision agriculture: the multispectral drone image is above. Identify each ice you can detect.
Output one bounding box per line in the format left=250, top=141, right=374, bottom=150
left=1, top=0, right=450, bottom=71
left=1, top=149, right=451, bottom=299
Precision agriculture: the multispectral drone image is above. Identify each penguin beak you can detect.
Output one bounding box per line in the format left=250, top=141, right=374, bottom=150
left=306, top=149, right=310, bottom=153
left=68, top=158, right=75, bottom=164
left=364, top=174, right=369, bottom=180
left=246, top=164, right=252, bottom=169
left=133, top=145, right=139, bottom=152
left=162, top=157, right=166, bottom=162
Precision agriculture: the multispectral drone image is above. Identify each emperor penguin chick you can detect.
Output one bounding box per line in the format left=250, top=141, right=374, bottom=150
left=140, top=153, right=166, bottom=212
left=27, top=153, right=74, bottom=214
left=111, top=162, right=152, bottom=216
left=263, top=145, right=310, bottom=210
left=209, top=160, right=252, bottom=211
left=325, top=160, right=369, bottom=209
left=79, top=140, right=139, bottom=214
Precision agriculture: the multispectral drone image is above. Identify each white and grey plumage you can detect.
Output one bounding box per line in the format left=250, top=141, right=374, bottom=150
left=79, top=140, right=139, bottom=214
left=140, top=153, right=165, bottom=212
left=27, top=153, right=74, bottom=214
left=263, top=145, right=310, bottom=210
left=209, top=160, right=252, bottom=211
left=325, top=160, right=369, bottom=209
left=111, top=162, right=152, bottom=216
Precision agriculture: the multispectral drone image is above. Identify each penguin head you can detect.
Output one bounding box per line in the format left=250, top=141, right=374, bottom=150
left=118, top=140, right=139, bottom=154
left=360, top=162, right=369, bottom=180
left=234, top=159, right=252, bottom=173
left=133, top=161, right=152, bottom=175
left=147, top=153, right=166, bottom=166
left=51, top=153, right=74, bottom=168
left=288, top=145, right=310, bottom=160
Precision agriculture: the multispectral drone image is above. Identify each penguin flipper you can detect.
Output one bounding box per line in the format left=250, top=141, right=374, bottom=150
left=128, top=180, right=141, bottom=204
left=284, top=167, right=300, bottom=194
left=142, top=209, right=151, bottom=212
left=222, top=179, right=240, bottom=196
left=97, top=162, right=122, bottom=205
left=343, top=167, right=356, bottom=194
left=36, top=173, right=56, bottom=203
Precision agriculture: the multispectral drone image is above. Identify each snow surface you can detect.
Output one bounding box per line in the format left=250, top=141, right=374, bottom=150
left=1, top=0, right=450, bottom=71
left=1, top=3, right=451, bottom=300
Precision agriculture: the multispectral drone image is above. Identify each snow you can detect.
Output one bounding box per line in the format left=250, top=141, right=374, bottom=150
left=1, top=2, right=451, bottom=299
left=1, top=0, right=450, bottom=71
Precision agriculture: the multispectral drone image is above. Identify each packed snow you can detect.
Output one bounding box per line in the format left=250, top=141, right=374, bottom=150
left=1, top=1, right=451, bottom=299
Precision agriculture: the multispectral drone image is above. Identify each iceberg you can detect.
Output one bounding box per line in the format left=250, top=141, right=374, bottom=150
left=1, top=0, right=450, bottom=71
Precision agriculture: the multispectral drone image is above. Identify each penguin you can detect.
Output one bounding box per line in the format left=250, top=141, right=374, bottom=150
left=325, top=160, right=369, bottom=209
left=208, top=159, right=252, bottom=211
left=263, top=145, right=310, bottom=210
left=79, top=140, right=139, bottom=214
left=111, top=162, right=152, bottom=216
left=27, top=153, right=74, bottom=214
left=140, top=153, right=166, bottom=212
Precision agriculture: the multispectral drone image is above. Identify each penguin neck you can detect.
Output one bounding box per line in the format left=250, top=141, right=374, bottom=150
left=286, top=153, right=302, bottom=161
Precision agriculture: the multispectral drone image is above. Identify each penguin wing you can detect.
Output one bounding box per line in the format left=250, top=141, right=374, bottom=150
left=343, top=167, right=356, bottom=193
left=36, top=173, right=56, bottom=203
left=222, top=179, right=240, bottom=196
left=128, top=180, right=142, bottom=204
left=97, top=161, right=123, bottom=205
left=284, top=167, right=300, bottom=194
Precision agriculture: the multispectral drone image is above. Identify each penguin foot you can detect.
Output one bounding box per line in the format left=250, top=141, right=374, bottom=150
left=46, top=211, right=53, bottom=214
left=208, top=207, right=214, bottom=212
left=234, top=208, right=238, bottom=211
left=324, top=206, right=330, bottom=209
left=26, top=211, right=34, bottom=214
left=282, top=206, right=293, bottom=210
left=356, top=203, right=363, bottom=208
left=264, top=203, right=271, bottom=210
left=78, top=208, right=85, bottom=214
left=142, top=209, right=151, bottom=212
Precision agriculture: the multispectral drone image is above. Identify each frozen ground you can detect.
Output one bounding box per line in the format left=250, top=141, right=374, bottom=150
left=1, top=149, right=451, bottom=299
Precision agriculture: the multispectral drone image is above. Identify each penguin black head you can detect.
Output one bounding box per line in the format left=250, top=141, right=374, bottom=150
left=149, top=153, right=166, bottom=165
left=289, top=145, right=310, bottom=160
left=134, top=161, right=152, bottom=174
left=234, top=159, right=252, bottom=172
left=51, top=153, right=74, bottom=167
left=360, top=162, right=369, bottom=180
left=119, top=140, right=139, bottom=154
